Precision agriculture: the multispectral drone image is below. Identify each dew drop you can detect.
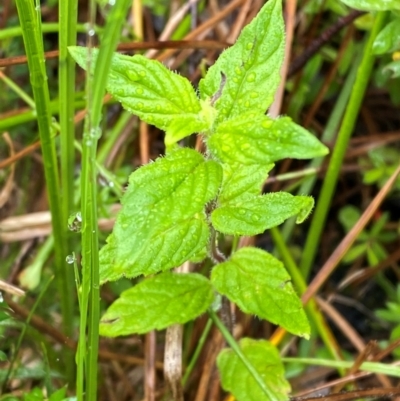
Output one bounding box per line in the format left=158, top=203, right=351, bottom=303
left=246, top=43, right=253, bottom=50
left=250, top=91, right=259, bottom=98
left=139, top=70, right=146, bottom=77
left=262, top=120, right=272, bottom=129
left=238, top=209, right=246, bottom=215
left=233, top=77, right=239, bottom=83
left=0, top=292, right=3, bottom=303
left=108, top=0, right=116, bottom=5
left=66, top=254, right=76, bottom=264
left=136, top=87, right=144, bottom=95
left=90, top=127, right=102, bottom=140
left=234, top=66, right=242, bottom=75
left=88, top=29, right=95, bottom=37
left=247, top=73, right=256, bottom=82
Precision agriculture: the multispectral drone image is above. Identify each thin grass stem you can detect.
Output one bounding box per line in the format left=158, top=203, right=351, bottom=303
left=299, top=12, right=388, bottom=280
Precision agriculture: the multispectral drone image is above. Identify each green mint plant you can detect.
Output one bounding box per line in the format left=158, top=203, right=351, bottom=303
left=69, top=0, right=328, bottom=398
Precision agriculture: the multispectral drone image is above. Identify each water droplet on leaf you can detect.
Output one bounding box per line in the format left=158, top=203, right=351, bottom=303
left=66, top=254, right=76, bottom=264
left=247, top=72, right=256, bottom=82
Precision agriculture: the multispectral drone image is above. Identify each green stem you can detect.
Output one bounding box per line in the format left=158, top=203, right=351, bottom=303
left=208, top=309, right=276, bottom=401
left=14, top=0, right=74, bottom=381
left=59, top=0, right=78, bottom=234
left=182, top=318, right=213, bottom=386
left=280, top=45, right=363, bottom=243
left=77, top=0, right=131, bottom=399
left=299, top=12, right=388, bottom=280
left=0, top=22, right=102, bottom=40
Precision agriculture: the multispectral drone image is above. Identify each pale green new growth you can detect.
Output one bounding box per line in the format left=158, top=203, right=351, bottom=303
left=211, top=248, right=310, bottom=337
left=217, top=338, right=291, bottom=401
left=199, top=0, right=284, bottom=124
left=100, top=273, right=214, bottom=336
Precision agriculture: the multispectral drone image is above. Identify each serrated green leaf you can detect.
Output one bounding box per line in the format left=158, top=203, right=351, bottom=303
left=100, top=273, right=214, bottom=336
left=212, top=192, right=314, bottom=236
left=207, top=114, right=329, bottom=165
left=218, top=163, right=274, bottom=204
left=199, top=0, right=284, bottom=123
left=340, top=0, right=400, bottom=10
left=211, top=247, right=310, bottom=337
left=69, top=46, right=213, bottom=145
left=217, top=338, right=290, bottom=401
left=99, top=148, right=222, bottom=283
left=373, top=19, right=400, bottom=54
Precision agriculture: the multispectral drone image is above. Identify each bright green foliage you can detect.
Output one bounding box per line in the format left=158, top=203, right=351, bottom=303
left=217, top=338, right=291, bottom=401
left=211, top=247, right=310, bottom=337
left=68, top=47, right=214, bottom=146
left=340, top=0, right=400, bottom=10
left=69, top=0, right=326, bottom=378
left=212, top=193, right=314, bottom=236
left=208, top=114, right=329, bottom=166
left=100, top=273, right=213, bottom=336
left=99, top=148, right=222, bottom=283
left=199, top=0, right=284, bottom=124
left=373, top=19, right=400, bottom=54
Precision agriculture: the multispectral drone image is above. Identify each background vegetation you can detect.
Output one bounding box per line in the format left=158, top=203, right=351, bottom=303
left=0, top=0, right=400, bottom=400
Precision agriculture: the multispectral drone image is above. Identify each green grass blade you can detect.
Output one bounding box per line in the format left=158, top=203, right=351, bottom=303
left=209, top=309, right=277, bottom=401
left=14, top=0, right=74, bottom=383
left=299, top=12, right=388, bottom=279
left=282, top=357, right=400, bottom=377
left=77, top=0, right=132, bottom=399
left=280, top=46, right=363, bottom=243
left=59, top=0, right=78, bottom=233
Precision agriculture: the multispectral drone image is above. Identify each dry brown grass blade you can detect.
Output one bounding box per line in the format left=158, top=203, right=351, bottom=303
left=0, top=133, right=15, bottom=209
left=5, top=295, right=163, bottom=369
left=270, top=163, right=400, bottom=345
left=269, top=0, right=297, bottom=117
left=316, top=297, right=365, bottom=353
left=0, top=41, right=228, bottom=68
left=291, top=387, right=400, bottom=401
left=302, top=163, right=400, bottom=305
left=157, top=0, right=246, bottom=62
